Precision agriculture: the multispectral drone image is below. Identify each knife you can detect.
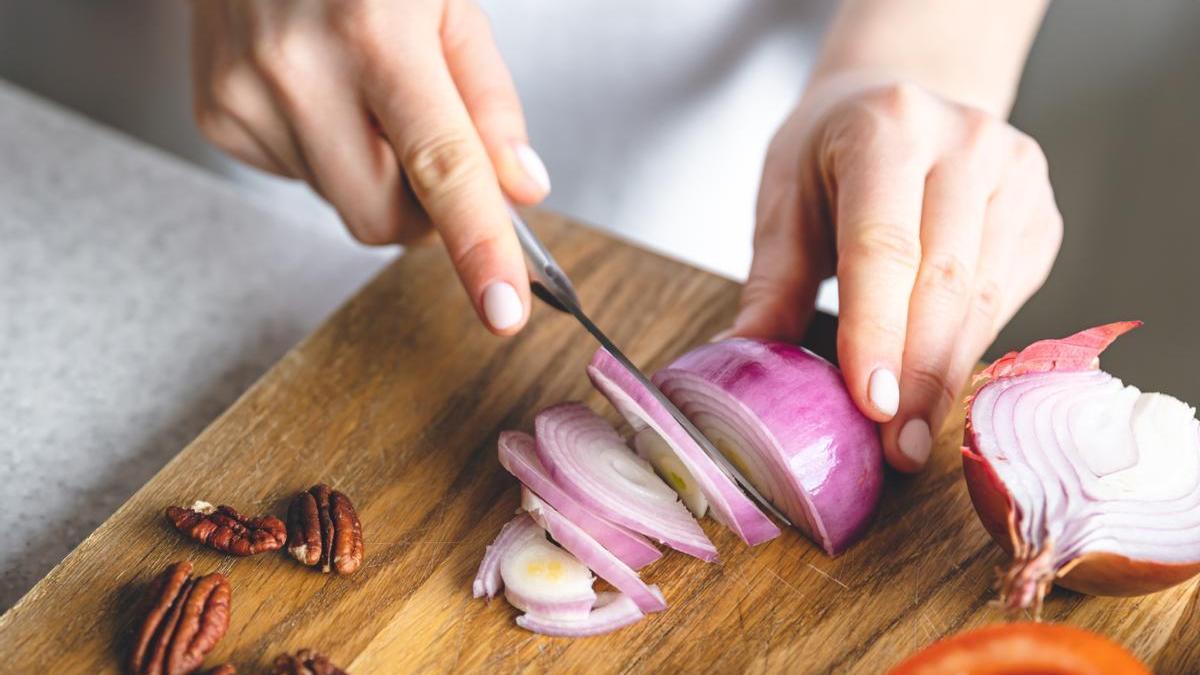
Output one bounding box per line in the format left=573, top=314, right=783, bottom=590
left=509, top=206, right=793, bottom=528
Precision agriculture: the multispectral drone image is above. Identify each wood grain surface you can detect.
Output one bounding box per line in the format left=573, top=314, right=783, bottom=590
left=1, top=211, right=1196, bottom=673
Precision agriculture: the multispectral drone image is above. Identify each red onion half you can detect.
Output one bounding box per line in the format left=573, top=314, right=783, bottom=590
left=964, top=322, right=1200, bottom=613
left=654, top=339, right=884, bottom=556
left=535, top=403, right=718, bottom=561
left=497, top=431, right=662, bottom=570
left=587, top=348, right=781, bottom=546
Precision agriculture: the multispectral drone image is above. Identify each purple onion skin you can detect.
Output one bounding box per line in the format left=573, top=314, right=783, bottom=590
left=656, top=339, right=884, bottom=555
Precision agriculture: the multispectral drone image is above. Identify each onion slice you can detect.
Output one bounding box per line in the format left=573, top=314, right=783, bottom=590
left=535, top=402, right=718, bottom=561
left=654, top=338, right=884, bottom=556
left=587, top=348, right=781, bottom=546
left=522, top=488, right=668, bottom=613
left=499, top=524, right=597, bottom=620
left=633, top=428, right=708, bottom=517
left=497, top=431, right=662, bottom=570
left=516, top=589, right=661, bottom=638
left=964, top=322, right=1200, bottom=613
left=473, top=513, right=541, bottom=599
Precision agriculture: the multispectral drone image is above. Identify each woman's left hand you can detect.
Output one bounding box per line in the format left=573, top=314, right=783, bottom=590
left=731, top=79, right=1062, bottom=473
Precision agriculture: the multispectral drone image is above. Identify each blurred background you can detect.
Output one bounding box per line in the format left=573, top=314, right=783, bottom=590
left=1, top=0, right=1198, bottom=606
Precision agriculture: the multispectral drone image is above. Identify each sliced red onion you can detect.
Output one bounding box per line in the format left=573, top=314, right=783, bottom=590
left=521, top=487, right=667, bottom=613
left=497, top=431, right=662, bottom=570
left=632, top=428, right=708, bottom=517
left=499, top=527, right=597, bottom=620
left=473, top=513, right=541, bottom=599
left=654, top=339, right=884, bottom=556
left=516, top=589, right=661, bottom=637
left=965, top=322, right=1200, bottom=611
left=587, top=348, right=781, bottom=546
left=534, top=402, right=718, bottom=561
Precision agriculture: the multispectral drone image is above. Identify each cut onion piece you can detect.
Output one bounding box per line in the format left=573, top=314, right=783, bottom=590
left=497, top=431, right=662, bottom=570
left=653, top=338, right=884, bottom=556
left=473, top=513, right=541, bottom=599
left=516, top=589, right=661, bottom=638
left=499, top=527, right=597, bottom=620
left=522, top=488, right=668, bottom=613
left=588, top=349, right=780, bottom=546
left=633, top=428, right=708, bottom=517
left=534, top=402, right=718, bottom=561
left=964, top=322, right=1200, bottom=614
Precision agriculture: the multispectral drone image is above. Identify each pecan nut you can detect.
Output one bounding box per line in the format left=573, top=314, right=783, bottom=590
left=286, top=485, right=364, bottom=575
left=129, top=560, right=231, bottom=675
left=272, top=649, right=348, bottom=675
left=167, top=500, right=287, bottom=556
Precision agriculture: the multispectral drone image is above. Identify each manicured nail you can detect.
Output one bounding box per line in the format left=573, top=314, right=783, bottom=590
left=898, top=418, right=932, bottom=468
left=482, top=281, right=523, bottom=330
left=514, top=143, right=551, bottom=195
left=867, top=368, right=899, bottom=417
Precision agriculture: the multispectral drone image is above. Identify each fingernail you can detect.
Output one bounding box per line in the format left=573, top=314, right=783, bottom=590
left=898, top=418, right=932, bottom=468
left=514, top=143, right=551, bottom=195
left=868, top=368, right=899, bottom=417
left=710, top=328, right=733, bottom=343
left=482, top=281, right=524, bottom=330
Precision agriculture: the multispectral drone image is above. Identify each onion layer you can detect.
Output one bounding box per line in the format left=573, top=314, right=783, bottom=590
left=587, top=348, right=780, bottom=546
left=522, top=488, right=667, bottom=613
left=535, top=402, right=718, bottom=561
left=964, top=322, right=1200, bottom=613
left=473, top=513, right=541, bottom=599
left=515, top=589, right=661, bottom=638
left=633, top=428, right=708, bottom=517
left=499, top=527, right=596, bottom=620
left=497, top=431, right=662, bottom=570
left=654, top=339, right=884, bottom=555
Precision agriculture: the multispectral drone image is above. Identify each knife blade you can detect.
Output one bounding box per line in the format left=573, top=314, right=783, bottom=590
left=509, top=206, right=793, bottom=528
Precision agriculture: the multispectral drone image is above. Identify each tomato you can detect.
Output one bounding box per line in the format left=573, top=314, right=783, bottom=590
left=889, top=622, right=1149, bottom=675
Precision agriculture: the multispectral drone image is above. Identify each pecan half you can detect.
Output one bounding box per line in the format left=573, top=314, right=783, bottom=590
left=286, top=485, right=364, bottom=575
left=272, top=649, right=348, bottom=675
left=129, top=561, right=231, bottom=675
left=167, top=500, right=287, bottom=556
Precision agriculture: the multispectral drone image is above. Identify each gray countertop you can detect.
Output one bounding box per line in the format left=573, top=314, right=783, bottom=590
left=0, top=80, right=393, bottom=611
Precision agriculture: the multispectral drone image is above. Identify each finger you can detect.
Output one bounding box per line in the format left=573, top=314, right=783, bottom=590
left=944, top=149, right=1062, bottom=454
left=208, top=62, right=316, bottom=183
left=189, top=18, right=290, bottom=177
left=883, top=161, right=991, bottom=472
left=730, top=181, right=825, bottom=341
left=442, top=0, right=549, bottom=205
left=834, top=155, right=927, bottom=426
left=365, top=29, right=530, bottom=335
left=195, top=102, right=291, bottom=176
left=255, top=47, right=430, bottom=246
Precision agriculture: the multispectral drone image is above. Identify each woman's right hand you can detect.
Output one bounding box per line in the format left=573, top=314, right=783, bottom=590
left=189, top=0, right=550, bottom=335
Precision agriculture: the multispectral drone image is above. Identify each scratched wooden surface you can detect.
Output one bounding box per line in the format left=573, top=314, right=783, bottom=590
left=0, top=211, right=1196, bottom=673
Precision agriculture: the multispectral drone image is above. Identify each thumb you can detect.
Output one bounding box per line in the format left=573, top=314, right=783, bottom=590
left=443, top=1, right=550, bottom=205
left=729, top=183, right=825, bottom=342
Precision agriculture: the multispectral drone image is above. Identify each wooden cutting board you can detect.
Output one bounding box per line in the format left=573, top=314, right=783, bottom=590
left=1, top=210, right=1196, bottom=673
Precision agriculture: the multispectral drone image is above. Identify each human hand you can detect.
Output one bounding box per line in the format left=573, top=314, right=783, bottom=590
left=189, top=0, right=550, bottom=335
left=733, top=79, right=1062, bottom=472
